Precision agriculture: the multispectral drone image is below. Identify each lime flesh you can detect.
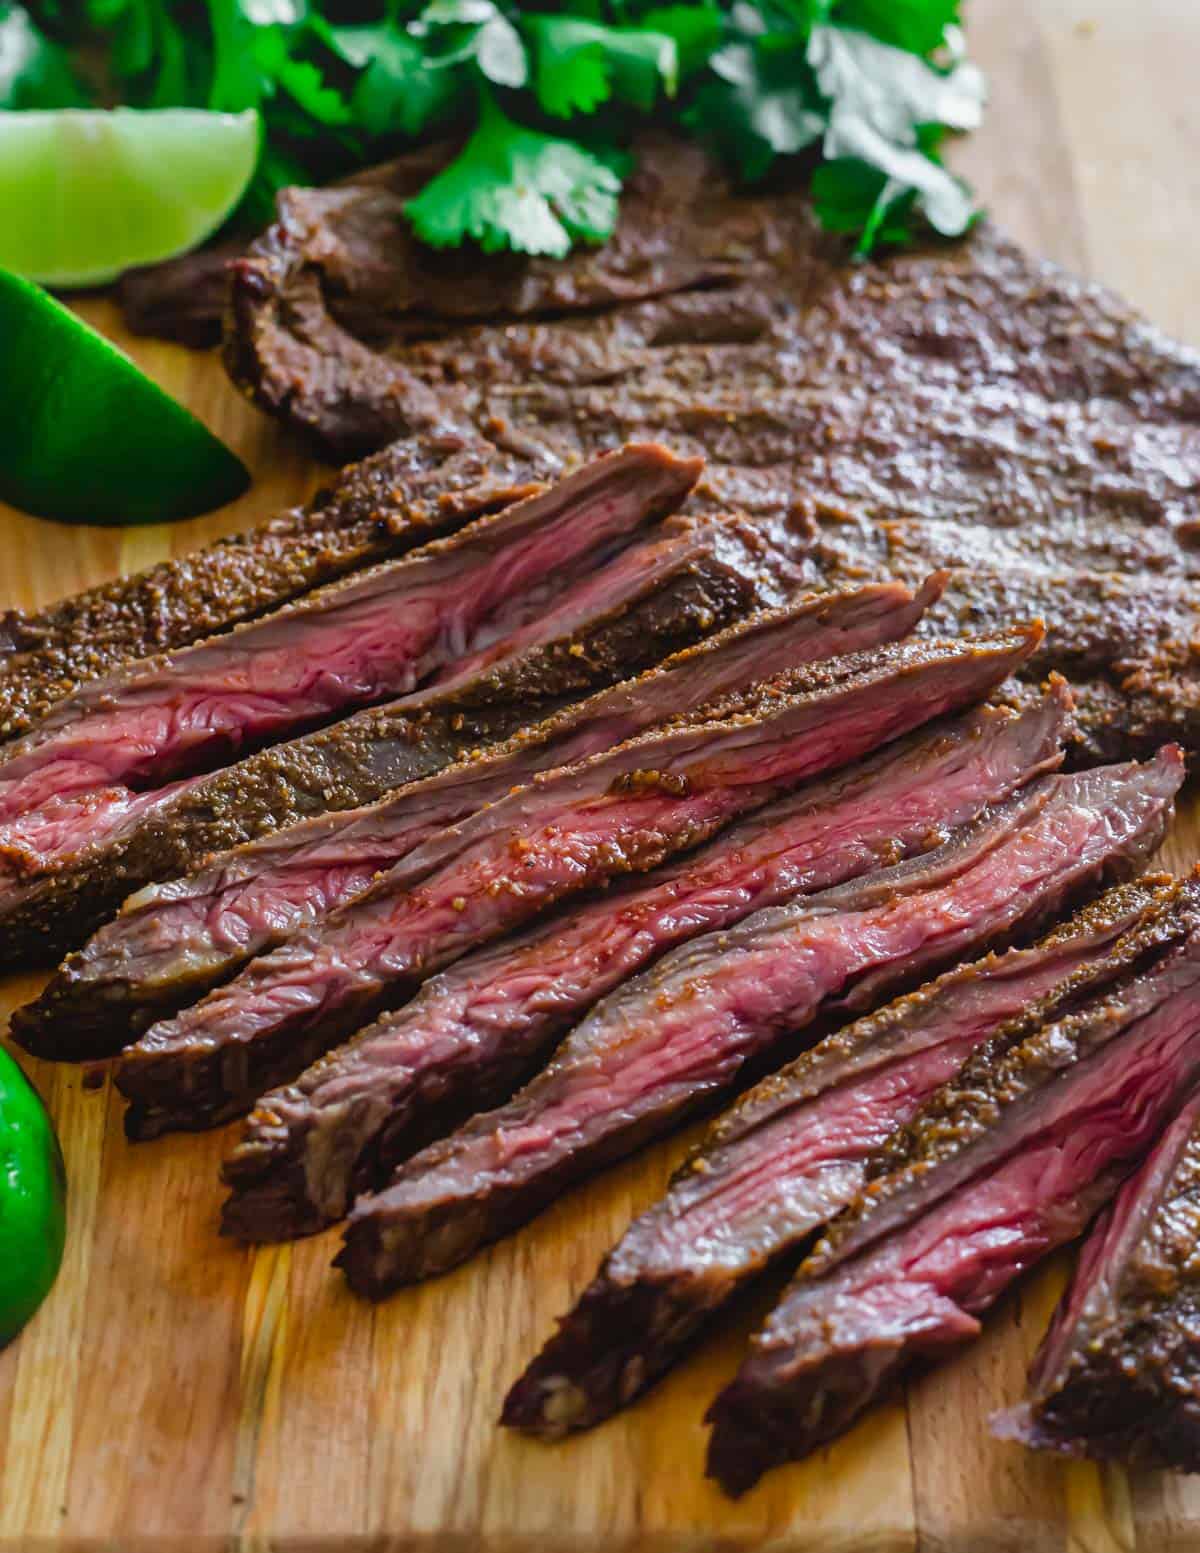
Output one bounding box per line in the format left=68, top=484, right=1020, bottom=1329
left=0, top=108, right=259, bottom=287
left=0, top=268, right=250, bottom=525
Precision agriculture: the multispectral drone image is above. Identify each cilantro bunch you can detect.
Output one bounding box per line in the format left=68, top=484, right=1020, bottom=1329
left=0, top=0, right=986, bottom=257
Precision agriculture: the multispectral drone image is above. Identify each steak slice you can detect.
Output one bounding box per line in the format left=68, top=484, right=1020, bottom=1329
left=20, top=570, right=900, bottom=1054
left=0, top=445, right=697, bottom=891
left=704, top=871, right=1200, bottom=1496
left=0, top=506, right=808, bottom=972
left=0, top=435, right=548, bottom=743
left=115, top=628, right=1039, bottom=1139
left=337, top=750, right=1181, bottom=1300
left=995, top=1084, right=1200, bottom=1469
left=503, top=876, right=1168, bottom=1440
left=222, top=688, right=1069, bottom=1243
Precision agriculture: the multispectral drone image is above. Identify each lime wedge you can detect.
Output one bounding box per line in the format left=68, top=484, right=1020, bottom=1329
left=0, top=269, right=250, bottom=525
left=0, top=108, right=260, bottom=287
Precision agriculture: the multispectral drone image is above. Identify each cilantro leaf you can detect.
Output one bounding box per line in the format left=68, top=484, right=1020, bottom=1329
left=329, top=24, right=466, bottom=137
left=415, top=0, right=527, bottom=89
left=405, top=89, right=628, bottom=257
left=0, top=3, right=87, bottom=106
left=527, top=15, right=679, bottom=118
left=685, top=36, right=824, bottom=181
left=639, top=4, right=721, bottom=77
left=252, top=26, right=353, bottom=125
left=809, top=25, right=985, bottom=141
left=807, top=24, right=984, bottom=245
left=833, top=0, right=960, bottom=56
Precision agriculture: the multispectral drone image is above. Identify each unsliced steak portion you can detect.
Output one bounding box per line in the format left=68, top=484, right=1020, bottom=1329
left=704, top=871, right=1200, bottom=1496
left=338, top=750, right=1181, bottom=1300
left=21, top=570, right=896, bottom=1054
left=116, top=629, right=1038, bottom=1139
left=117, top=240, right=244, bottom=348
left=221, top=129, right=1200, bottom=764
left=222, top=689, right=1068, bottom=1243
left=0, top=445, right=697, bottom=882
left=225, top=136, right=1200, bottom=462
left=504, top=876, right=1169, bottom=1440
left=995, top=1084, right=1200, bottom=1469
left=0, top=435, right=548, bottom=744
left=0, top=504, right=804, bottom=974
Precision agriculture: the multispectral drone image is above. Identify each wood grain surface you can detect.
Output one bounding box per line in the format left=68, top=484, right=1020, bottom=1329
left=2, top=2, right=1199, bottom=1548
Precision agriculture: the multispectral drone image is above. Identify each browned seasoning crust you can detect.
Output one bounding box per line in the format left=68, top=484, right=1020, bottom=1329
left=1002, top=1077, right=1200, bottom=1468
left=1, top=507, right=788, bottom=976
left=0, top=435, right=549, bottom=743
left=219, top=134, right=1200, bottom=764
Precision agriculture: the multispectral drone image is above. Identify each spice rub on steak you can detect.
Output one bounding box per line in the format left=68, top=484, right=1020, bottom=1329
left=115, top=628, right=1038, bottom=1140
left=996, top=1083, right=1200, bottom=1470
left=222, top=687, right=1067, bottom=1244
left=223, top=134, right=1200, bottom=763
left=338, top=749, right=1180, bottom=1301
left=503, top=875, right=1167, bottom=1441
left=20, top=571, right=899, bottom=1056
left=0, top=435, right=550, bottom=745
left=0, top=498, right=805, bottom=976
left=0, top=447, right=709, bottom=962
left=705, top=861, right=1200, bottom=1497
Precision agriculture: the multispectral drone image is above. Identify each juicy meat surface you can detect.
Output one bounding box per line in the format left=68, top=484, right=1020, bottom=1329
left=0, top=445, right=697, bottom=876
left=502, top=875, right=1168, bottom=1440
left=0, top=458, right=760, bottom=971
left=996, top=1083, right=1200, bottom=1469
left=221, top=133, right=1200, bottom=763
left=114, top=629, right=1040, bottom=1139
left=705, top=873, right=1200, bottom=1496
left=221, top=688, right=1068, bottom=1243
left=20, top=574, right=907, bottom=1054
left=0, top=435, right=548, bottom=744
left=337, top=749, right=1181, bottom=1300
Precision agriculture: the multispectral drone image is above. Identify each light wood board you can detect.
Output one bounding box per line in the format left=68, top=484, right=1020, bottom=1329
left=2, top=2, right=1200, bottom=1547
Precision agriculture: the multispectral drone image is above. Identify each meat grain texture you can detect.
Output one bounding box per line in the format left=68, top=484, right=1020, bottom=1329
left=996, top=1081, right=1200, bottom=1469
left=116, top=629, right=1036, bottom=1139
left=222, top=134, right=1200, bottom=764
left=705, top=864, right=1200, bottom=1495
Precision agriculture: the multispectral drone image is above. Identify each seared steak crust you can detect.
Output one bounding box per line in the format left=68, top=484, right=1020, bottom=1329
left=0, top=435, right=548, bottom=743
left=998, top=1083, right=1200, bottom=1469
left=222, top=136, right=1200, bottom=763
left=503, top=874, right=1167, bottom=1440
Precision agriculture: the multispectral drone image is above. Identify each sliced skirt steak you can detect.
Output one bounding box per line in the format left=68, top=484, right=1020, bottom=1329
left=338, top=749, right=1181, bottom=1300
left=0, top=435, right=549, bottom=743
left=114, top=628, right=1040, bottom=1138
left=503, top=875, right=1170, bottom=1439
left=995, top=1083, right=1200, bottom=1470
left=221, top=687, right=1068, bottom=1243
left=705, top=869, right=1200, bottom=1495
left=19, top=572, right=906, bottom=1053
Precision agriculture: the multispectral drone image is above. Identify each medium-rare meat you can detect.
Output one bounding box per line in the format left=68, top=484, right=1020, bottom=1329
left=0, top=445, right=697, bottom=886
left=995, top=1085, right=1200, bottom=1469
left=222, top=689, right=1069, bottom=1243
left=338, top=750, right=1182, bottom=1300
left=503, top=876, right=1170, bottom=1440
left=0, top=507, right=805, bottom=972
left=704, top=871, right=1200, bottom=1496
left=115, top=628, right=1038, bottom=1139
left=20, top=572, right=904, bottom=1055
left=221, top=132, right=1200, bottom=764
left=0, top=435, right=548, bottom=744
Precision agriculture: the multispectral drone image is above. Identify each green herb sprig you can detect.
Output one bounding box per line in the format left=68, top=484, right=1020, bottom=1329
left=0, top=0, right=986, bottom=257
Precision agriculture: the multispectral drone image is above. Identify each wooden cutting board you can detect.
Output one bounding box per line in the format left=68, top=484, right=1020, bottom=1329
left=3, top=2, right=1200, bottom=1547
